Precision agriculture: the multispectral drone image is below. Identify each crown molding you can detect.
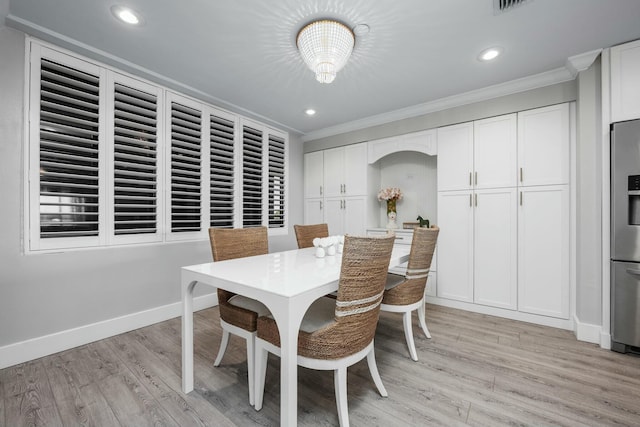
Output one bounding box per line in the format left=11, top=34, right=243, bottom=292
left=301, top=65, right=575, bottom=142
left=565, top=49, right=602, bottom=78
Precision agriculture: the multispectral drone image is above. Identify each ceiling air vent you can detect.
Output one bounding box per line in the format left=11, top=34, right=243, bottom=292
left=494, top=0, right=529, bottom=14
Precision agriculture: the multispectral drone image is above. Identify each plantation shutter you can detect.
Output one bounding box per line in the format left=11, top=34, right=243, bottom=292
left=113, top=82, right=158, bottom=235
left=38, top=58, right=101, bottom=239
left=242, top=125, right=263, bottom=227
left=170, top=101, right=203, bottom=233
left=267, top=132, right=286, bottom=229
left=209, top=113, right=236, bottom=228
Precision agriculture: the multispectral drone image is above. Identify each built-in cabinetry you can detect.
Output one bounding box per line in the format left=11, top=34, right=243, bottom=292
left=303, top=143, right=372, bottom=235
left=366, top=228, right=437, bottom=297
left=610, top=38, right=640, bottom=122
left=436, top=103, right=571, bottom=320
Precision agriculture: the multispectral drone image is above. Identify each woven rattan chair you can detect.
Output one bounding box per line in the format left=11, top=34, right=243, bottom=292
left=254, top=234, right=395, bottom=427
left=208, top=226, right=270, bottom=406
left=293, top=223, right=329, bottom=249
left=381, top=226, right=439, bottom=361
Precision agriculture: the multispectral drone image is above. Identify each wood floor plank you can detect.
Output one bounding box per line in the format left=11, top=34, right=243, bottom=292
left=1, top=304, right=639, bottom=426
left=43, top=353, right=121, bottom=427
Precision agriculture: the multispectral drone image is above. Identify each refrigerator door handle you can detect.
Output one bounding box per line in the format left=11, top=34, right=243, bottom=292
left=625, top=268, right=640, bottom=276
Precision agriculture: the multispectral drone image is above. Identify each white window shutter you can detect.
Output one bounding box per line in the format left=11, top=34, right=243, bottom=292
left=267, top=131, right=286, bottom=229
left=167, top=95, right=205, bottom=239
left=36, top=57, right=102, bottom=243
left=111, top=79, right=162, bottom=242
left=209, top=110, right=236, bottom=229
left=241, top=124, right=264, bottom=227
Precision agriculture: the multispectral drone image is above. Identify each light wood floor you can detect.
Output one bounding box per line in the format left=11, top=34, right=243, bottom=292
left=2, top=304, right=639, bottom=426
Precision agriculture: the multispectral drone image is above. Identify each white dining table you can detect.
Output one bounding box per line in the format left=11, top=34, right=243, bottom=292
left=181, top=245, right=410, bottom=427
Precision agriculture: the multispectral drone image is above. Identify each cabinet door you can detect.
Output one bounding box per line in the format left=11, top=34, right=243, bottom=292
left=324, top=198, right=344, bottom=235
left=323, top=147, right=345, bottom=197
left=304, top=198, right=324, bottom=225
left=343, top=143, right=367, bottom=196
left=436, top=191, right=474, bottom=302
left=611, top=39, right=640, bottom=122
left=474, top=188, right=518, bottom=310
left=518, top=104, right=570, bottom=186
left=518, top=185, right=570, bottom=319
left=437, top=122, right=474, bottom=191
left=304, top=151, right=324, bottom=198
left=343, top=197, right=366, bottom=235
left=474, top=114, right=517, bottom=189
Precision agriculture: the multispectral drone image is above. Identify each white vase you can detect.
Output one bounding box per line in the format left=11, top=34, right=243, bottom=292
left=386, top=211, right=398, bottom=229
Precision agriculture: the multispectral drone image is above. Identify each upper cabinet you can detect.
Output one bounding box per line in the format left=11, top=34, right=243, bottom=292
left=517, top=103, right=570, bottom=187
left=611, top=39, right=640, bottom=122
left=323, top=143, right=368, bottom=197
left=437, top=122, right=474, bottom=191
left=437, top=113, right=517, bottom=191
left=304, top=150, right=324, bottom=198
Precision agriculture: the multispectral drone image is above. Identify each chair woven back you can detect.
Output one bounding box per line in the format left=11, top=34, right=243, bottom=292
left=293, top=223, right=329, bottom=249
left=299, top=234, right=395, bottom=359
left=382, top=226, right=439, bottom=306
left=208, top=227, right=269, bottom=314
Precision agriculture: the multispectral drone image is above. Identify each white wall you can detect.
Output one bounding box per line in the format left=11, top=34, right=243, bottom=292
left=0, top=24, right=303, bottom=367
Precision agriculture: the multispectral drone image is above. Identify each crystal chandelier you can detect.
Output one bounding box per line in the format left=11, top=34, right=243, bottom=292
left=297, top=20, right=355, bottom=84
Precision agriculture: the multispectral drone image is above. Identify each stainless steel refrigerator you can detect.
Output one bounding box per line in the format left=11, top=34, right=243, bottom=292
left=611, top=119, right=640, bottom=353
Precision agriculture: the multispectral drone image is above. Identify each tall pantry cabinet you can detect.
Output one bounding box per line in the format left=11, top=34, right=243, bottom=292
left=436, top=103, right=571, bottom=320
left=303, top=143, right=372, bottom=236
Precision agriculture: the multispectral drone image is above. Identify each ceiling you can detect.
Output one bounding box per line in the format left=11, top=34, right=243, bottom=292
left=4, top=0, right=640, bottom=139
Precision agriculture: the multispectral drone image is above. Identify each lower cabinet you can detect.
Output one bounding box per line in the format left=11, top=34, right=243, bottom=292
left=325, top=197, right=366, bottom=236
left=437, top=186, right=567, bottom=318
left=304, top=198, right=324, bottom=225
left=518, top=185, right=570, bottom=318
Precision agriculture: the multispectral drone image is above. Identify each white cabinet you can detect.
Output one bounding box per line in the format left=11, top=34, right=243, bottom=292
left=517, top=103, right=570, bottom=186
left=437, top=114, right=517, bottom=191
left=611, top=39, right=640, bottom=122
left=304, top=151, right=324, bottom=198
left=436, top=122, right=474, bottom=191
left=304, top=198, right=324, bottom=225
left=436, top=191, right=474, bottom=303
left=473, top=188, right=518, bottom=310
left=368, top=130, right=437, bottom=164
left=326, top=197, right=366, bottom=236
left=518, top=185, right=570, bottom=319
left=474, top=114, right=517, bottom=189
left=437, top=188, right=517, bottom=309
left=323, top=143, right=367, bottom=197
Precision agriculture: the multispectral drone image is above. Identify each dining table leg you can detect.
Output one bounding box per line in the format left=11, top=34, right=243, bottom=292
left=182, top=279, right=198, bottom=393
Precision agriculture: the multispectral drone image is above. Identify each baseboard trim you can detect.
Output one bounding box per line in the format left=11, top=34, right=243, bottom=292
left=0, top=293, right=218, bottom=369
left=573, top=314, right=602, bottom=345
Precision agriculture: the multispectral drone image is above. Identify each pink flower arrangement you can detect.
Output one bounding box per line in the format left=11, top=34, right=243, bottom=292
left=377, top=187, right=403, bottom=201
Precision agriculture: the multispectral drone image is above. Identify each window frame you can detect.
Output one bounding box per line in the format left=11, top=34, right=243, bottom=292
left=25, top=39, right=288, bottom=252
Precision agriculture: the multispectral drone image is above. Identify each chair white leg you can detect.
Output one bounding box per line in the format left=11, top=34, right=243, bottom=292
left=417, top=300, right=432, bottom=339
left=254, top=341, right=268, bottom=411
left=366, top=347, right=388, bottom=397
left=403, top=311, right=418, bottom=361
left=214, top=329, right=230, bottom=366
left=334, top=367, right=349, bottom=427
left=246, top=336, right=255, bottom=406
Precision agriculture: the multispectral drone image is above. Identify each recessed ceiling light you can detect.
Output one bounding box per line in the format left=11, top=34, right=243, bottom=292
left=305, top=109, right=316, bottom=116
left=111, top=5, right=143, bottom=25
left=478, top=46, right=503, bottom=62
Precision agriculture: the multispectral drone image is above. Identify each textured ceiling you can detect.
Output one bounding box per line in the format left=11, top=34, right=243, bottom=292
left=5, top=0, right=640, bottom=137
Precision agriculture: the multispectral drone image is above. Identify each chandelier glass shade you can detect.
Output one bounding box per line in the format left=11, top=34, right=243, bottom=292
left=297, top=20, right=355, bottom=84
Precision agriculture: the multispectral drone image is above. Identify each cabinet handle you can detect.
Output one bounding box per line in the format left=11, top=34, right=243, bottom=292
left=320, top=185, right=323, bottom=196
left=344, top=184, right=346, bottom=194
left=469, top=194, right=472, bottom=207
left=343, top=199, right=346, bottom=209
left=475, top=171, right=478, bottom=186
left=520, top=191, right=523, bottom=206
left=320, top=201, right=323, bottom=210
left=475, top=193, right=478, bottom=207
left=520, top=167, right=523, bottom=183
left=469, top=172, right=472, bottom=186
